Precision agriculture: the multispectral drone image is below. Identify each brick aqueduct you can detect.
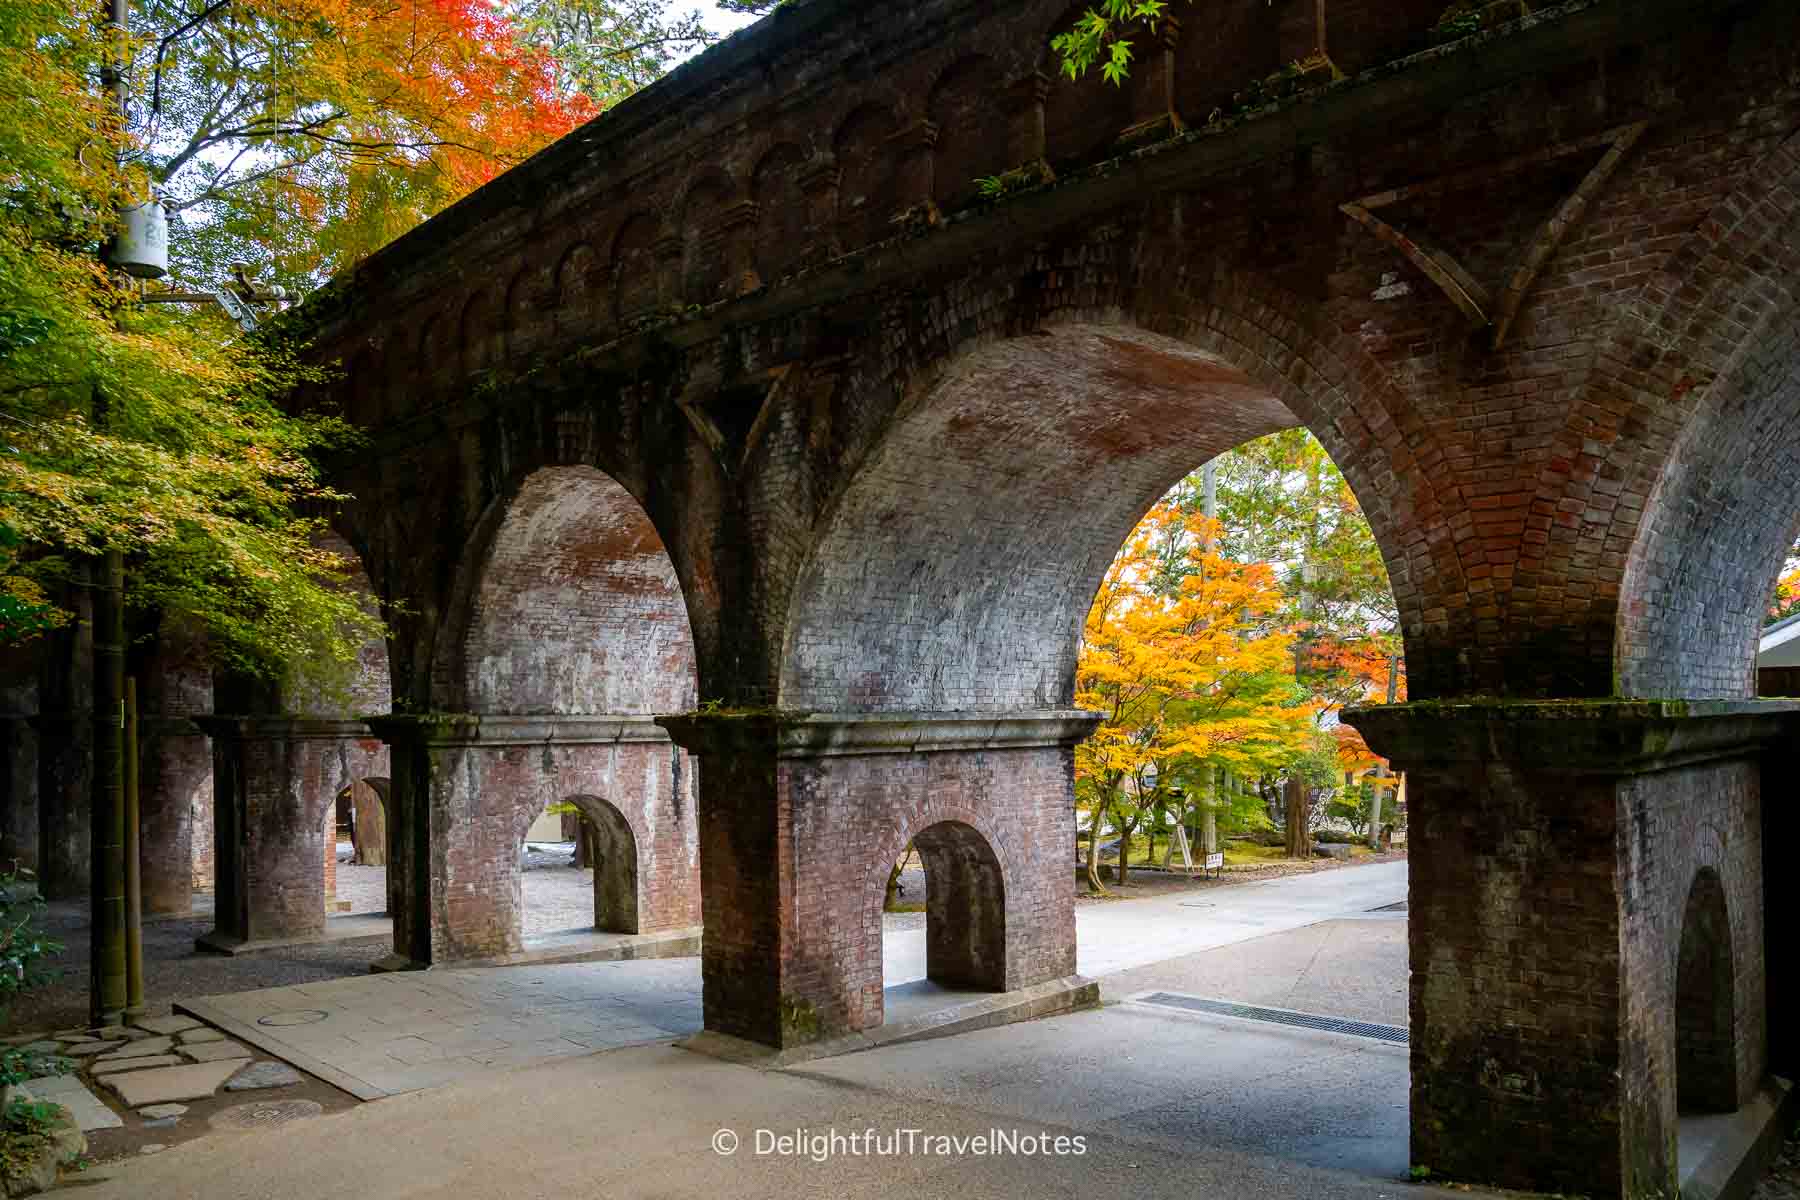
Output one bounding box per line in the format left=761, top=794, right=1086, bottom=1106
left=9, top=0, right=1800, bottom=1193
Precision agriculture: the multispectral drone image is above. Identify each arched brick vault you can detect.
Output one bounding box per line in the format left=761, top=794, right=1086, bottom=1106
left=311, top=0, right=1800, bottom=708
left=285, top=530, right=392, bottom=717
left=777, top=293, right=1437, bottom=712
left=1608, top=129, right=1800, bottom=699
left=433, top=465, right=698, bottom=714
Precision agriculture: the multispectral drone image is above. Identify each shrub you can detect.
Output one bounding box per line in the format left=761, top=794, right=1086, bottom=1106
left=0, top=868, right=61, bottom=1027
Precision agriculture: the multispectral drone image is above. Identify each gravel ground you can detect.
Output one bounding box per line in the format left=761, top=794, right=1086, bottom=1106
left=5, top=902, right=390, bottom=1033
left=1755, top=1137, right=1800, bottom=1199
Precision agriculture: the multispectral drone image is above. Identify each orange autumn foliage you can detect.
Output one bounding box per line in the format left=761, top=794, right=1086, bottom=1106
left=1075, top=504, right=1317, bottom=801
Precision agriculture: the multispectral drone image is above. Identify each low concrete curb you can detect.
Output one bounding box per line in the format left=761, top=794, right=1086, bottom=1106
left=1680, top=1075, right=1795, bottom=1200
left=462, top=927, right=702, bottom=969
left=679, top=974, right=1099, bottom=1070
left=370, top=927, right=704, bottom=973
left=194, top=914, right=392, bottom=957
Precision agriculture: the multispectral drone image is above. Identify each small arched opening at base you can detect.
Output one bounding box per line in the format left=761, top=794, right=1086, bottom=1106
left=875, top=819, right=1008, bottom=1021
left=328, top=776, right=391, bottom=914
left=518, top=796, right=642, bottom=940
left=566, top=795, right=639, bottom=935
left=1676, top=866, right=1739, bottom=1115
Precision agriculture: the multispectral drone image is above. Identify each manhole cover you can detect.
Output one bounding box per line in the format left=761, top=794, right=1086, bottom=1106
left=258, top=1009, right=329, bottom=1027
left=209, top=1099, right=324, bottom=1131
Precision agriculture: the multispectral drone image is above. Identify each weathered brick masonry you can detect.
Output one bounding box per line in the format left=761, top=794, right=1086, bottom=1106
left=194, top=719, right=388, bottom=950
left=661, top=712, right=1096, bottom=1043
left=1349, top=701, right=1781, bottom=1199
left=366, top=716, right=697, bottom=964
left=0, top=1, right=1787, bottom=1195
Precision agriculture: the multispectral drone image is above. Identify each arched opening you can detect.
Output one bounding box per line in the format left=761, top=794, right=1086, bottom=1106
left=1676, top=867, right=1738, bottom=1115
left=873, top=820, right=1008, bottom=1026
left=780, top=323, right=1365, bottom=713
left=775, top=313, right=1414, bottom=1104
left=567, top=795, right=639, bottom=934
left=332, top=776, right=391, bottom=916
left=440, top=465, right=700, bottom=955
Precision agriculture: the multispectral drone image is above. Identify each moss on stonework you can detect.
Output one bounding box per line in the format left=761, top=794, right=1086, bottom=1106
left=779, top=995, right=823, bottom=1043
left=690, top=702, right=815, bottom=725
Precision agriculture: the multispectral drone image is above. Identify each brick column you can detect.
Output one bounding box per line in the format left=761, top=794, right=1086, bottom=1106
left=1346, top=700, right=1793, bottom=1200
left=797, top=157, right=841, bottom=263
left=1762, top=732, right=1800, bottom=1080
left=365, top=715, right=699, bottom=969
left=888, top=120, right=939, bottom=224
left=658, top=710, right=1101, bottom=1050
left=137, top=717, right=210, bottom=916
left=1119, top=16, right=1183, bottom=146
left=28, top=714, right=90, bottom=900
left=193, top=718, right=385, bottom=952
left=0, top=716, right=36, bottom=877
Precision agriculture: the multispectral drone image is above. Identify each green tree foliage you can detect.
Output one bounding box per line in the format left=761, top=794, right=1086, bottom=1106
left=0, top=0, right=380, bottom=684
left=0, top=869, right=61, bottom=1024
left=1050, top=1, right=1173, bottom=85
left=514, top=0, right=713, bottom=105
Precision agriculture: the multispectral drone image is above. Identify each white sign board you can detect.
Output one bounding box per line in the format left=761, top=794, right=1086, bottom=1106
left=1204, top=852, right=1224, bottom=871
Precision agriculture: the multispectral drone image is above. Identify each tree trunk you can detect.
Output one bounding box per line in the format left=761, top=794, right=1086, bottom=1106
left=1085, top=806, right=1108, bottom=895
left=1116, top=803, right=1138, bottom=887
left=883, top=842, right=912, bottom=911
left=351, top=781, right=385, bottom=867
left=1284, top=774, right=1310, bottom=859
left=572, top=818, right=597, bottom=869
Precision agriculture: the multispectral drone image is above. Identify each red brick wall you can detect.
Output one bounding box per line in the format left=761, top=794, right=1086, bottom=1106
left=1616, top=759, right=1766, bottom=1189
left=202, top=722, right=388, bottom=946
left=308, top=1, right=1800, bottom=711
left=0, top=639, right=40, bottom=877
left=1355, top=703, right=1773, bottom=1199
left=781, top=744, right=1078, bottom=1035
left=415, top=732, right=698, bottom=963
left=135, top=614, right=214, bottom=914
left=440, top=466, right=698, bottom=716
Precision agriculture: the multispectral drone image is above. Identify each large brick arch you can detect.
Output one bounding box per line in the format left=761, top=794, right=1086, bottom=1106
left=777, top=277, right=1446, bottom=710
left=432, top=465, right=699, bottom=715
left=1608, top=130, right=1800, bottom=698
left=285, top=529, right=393, bottom=718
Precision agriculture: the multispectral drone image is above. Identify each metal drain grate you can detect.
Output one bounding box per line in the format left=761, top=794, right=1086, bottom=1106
left=1139, top=992, right=1410, bottom=1045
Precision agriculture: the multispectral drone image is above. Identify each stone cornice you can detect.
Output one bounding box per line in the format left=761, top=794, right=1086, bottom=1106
left=361, top=713, right=671, bottom=748
left=657, top=710, right=1103, bottom=759
left=192, top=717, right=381, bottom=742
left=1344, top=699, right=1800, bottom=775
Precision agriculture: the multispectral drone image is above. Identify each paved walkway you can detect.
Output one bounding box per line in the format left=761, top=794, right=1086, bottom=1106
left=884, top=860, right=1407, bottom=983
left=181, top=862, right=1407, bottom=1100
left=181, top=958, right=704, bottom=1099
left=79, top=898, right=1445, bottom=1200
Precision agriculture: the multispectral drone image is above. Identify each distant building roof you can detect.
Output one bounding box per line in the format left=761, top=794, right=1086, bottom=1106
left=1759, top=611, right=1800, bottom=668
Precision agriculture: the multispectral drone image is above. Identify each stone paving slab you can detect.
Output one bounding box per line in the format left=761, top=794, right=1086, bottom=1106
left=91, top=1055, right=186, bottom=1076
left=103, top=1061, right=243, bottom=1107
left=28, top=1072, right=123, bottom=1131
left=181, top=1040, right=252, bottom=1063
left=179, top=959, right=707, bottom=1100
left=131, top=1015, right=203, bottom=1036
left=96, top=1036, right=175, bottom=1061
